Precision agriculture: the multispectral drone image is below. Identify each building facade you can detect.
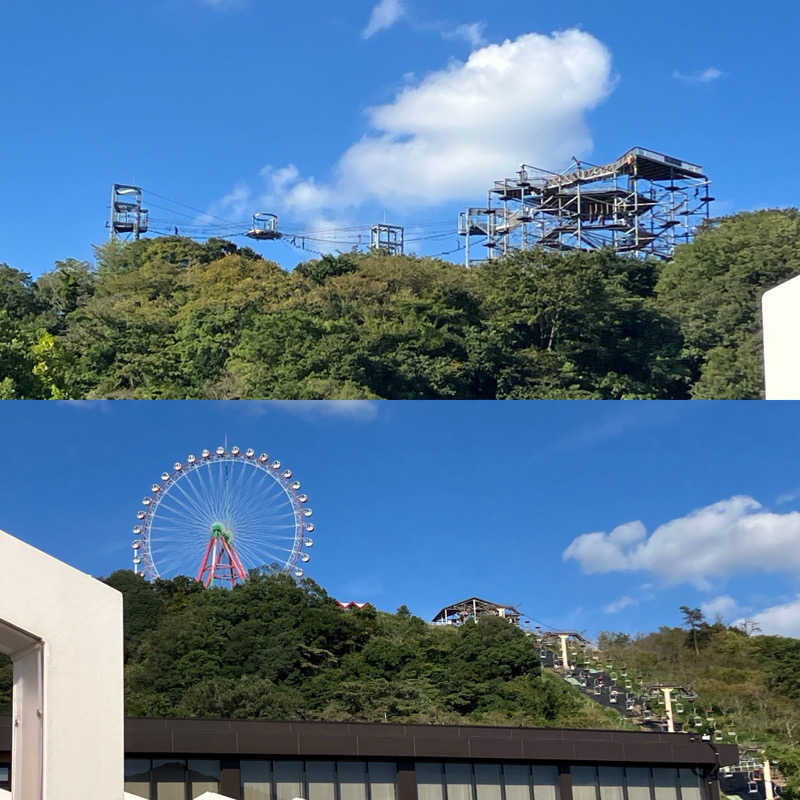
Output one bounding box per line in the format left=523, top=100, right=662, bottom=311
left=0, top=717, right=737, bottom=800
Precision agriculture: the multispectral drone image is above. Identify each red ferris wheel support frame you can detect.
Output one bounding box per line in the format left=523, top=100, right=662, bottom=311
left=196, top=534, right=248, bottom=588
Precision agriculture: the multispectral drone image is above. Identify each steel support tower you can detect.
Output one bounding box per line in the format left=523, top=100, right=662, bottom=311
left=109, top=184, right=148, bottom=240
left=370, top=223, right=404, bottom=255
left=458, top=147, right=713, bottom=266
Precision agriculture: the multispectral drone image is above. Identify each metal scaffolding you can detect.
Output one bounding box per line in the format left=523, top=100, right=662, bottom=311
left=370, top=223, right=404, bottom=255
left=109, top=184, right=148, bottom=240
left=458, top=147, right=713, bottom=266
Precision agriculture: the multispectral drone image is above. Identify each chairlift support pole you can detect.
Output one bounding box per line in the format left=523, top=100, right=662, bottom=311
left=763, top=759, right=774, bottom=800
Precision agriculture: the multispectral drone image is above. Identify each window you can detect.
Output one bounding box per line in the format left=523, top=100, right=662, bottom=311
left=0, top=765, right=10, bottom=791
left=308, top=760, right=336, bottom=800
left=599, top=767, right=625, bottom=800
left=275, top=760, right=304, bottom=800
left=653, top=769, right=678, bottom=800
left=503, top=764, right=532, bottom=800
left=242, top=759, right=399, bottom=800
left=533, top=765, right=560, bottom=800
left=189, top=759, right=220, bottom=798
left=124, top=759, right=152, bottom=799
left=626, top=767, right=652, bottom=800
left=475, top=764, right=502, bottom=800
left=417, top=762, right=445, bottom=800
left=153, top=759, right=186, bottom=800
left=571, top=767, right=598, bottom=800
left=370, top=761, right=398, bottom=800
left=339, top=761, right=369, bottom=800
left=445, top=762, right=474, bottom=800
left=679, top=769, right=704, bottom=800
left=242, top=760, right=272, bottom=800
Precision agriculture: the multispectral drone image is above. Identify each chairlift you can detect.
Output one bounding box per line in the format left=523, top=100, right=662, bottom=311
left=714, top=730, right=723, bottom=742
left=625, top=681, right=633, bottom=689
left=246, top=211, right=282, bottom=240
left=675, top=703, right=684, bottom=714
left=747, top=783, right=758, bottom=794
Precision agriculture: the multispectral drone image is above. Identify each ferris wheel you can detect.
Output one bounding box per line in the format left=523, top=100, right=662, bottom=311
left=131, top=446, right=314, bottom=587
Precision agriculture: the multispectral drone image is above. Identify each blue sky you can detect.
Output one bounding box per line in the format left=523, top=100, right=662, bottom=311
left=2, top=0, right=799, bottom=276
left=2, top=401, right=800, bottom=639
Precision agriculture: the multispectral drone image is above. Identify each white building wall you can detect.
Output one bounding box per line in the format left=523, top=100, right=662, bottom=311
left=0, top=529, right=124, bottom=800
left=763, top=274, right=800, bottom=399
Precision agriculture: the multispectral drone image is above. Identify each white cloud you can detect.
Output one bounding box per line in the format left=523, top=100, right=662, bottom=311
left=673, top=67, right=723, bottom=83
left=776, top=488, right=800, bottom=505
left=604, top=595, right=637, bottom=614
left=198, top=0, right=248, bottom=9
left=246, top=29, right=613, bottom=222
left=734, top=595, right=800, bottom=638
left=362, top=0, right=405, bottom=39
left=442, top=22, right=487, bottom=48
left=700, top=595, right=739, bottom=621
left=55, top=400, right=112, bottom=413
left=562, top=496, right=800, bottom=590
left=245, top=401, right=379, bottom=422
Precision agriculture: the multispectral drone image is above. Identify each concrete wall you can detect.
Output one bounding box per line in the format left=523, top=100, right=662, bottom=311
left=763, top=274, right=800, bottom=399
left=0, top=530, right=124, bottom=800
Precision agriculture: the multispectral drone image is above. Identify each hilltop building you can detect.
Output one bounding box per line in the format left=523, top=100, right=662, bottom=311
left=431, top=597, right=521, bottom=626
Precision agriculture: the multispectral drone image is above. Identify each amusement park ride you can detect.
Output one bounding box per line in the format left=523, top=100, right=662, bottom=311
left=458, top=146, right=713, bottom=266
left=132, top=446, right=314, bottom=587
left=107, top=145, right=710, bottom=262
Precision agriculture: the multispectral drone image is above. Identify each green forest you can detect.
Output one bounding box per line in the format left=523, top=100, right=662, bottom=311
left=2, top=209, right=798, bottom=399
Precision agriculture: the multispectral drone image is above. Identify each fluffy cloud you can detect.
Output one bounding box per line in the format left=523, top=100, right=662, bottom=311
left=734, top=596, right=800, bottom=638
left=673, top=67, right=723, bottom=83
left=604, top=595, right=637, bottom=614
left=700, top=595, right=739, bottom=621
left=562, top=496, right=800, bottom=589
left=254, top=29, right=613, bottom=218
left=362, top=0, right=405, bottom=39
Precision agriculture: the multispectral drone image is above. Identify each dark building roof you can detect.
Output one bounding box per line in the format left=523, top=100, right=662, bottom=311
left=0, top=716, right=738, bottom=766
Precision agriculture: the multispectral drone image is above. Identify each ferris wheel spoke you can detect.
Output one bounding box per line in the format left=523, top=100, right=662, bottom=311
left=203, top=464, right=225, bottom=523
left=238, top=536, right=299, bottom=564
left=156, top=493, right=213, bottom=533
left=235, top=460, right=265, bottom=504
left=194, top=464, right=220, bottom=520
left=183, top=465, right=217, bottom=522
left=150, top=505, right=213, bottom=534
left=235, top=537, right=293, bottom=570
left=232, top=507, right=297, bottom=535
left=169, top=477, right=216, bottom=526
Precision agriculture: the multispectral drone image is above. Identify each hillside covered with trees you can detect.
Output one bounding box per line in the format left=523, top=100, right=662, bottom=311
left=1, top=209, right=798, bottom=399
left=0, top=570, right=617, bottom=729
left=2, top=573, right=799, bottom=791
left=593, top=614, right=800, bottom=797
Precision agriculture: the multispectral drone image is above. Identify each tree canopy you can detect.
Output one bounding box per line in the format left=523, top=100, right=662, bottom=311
left=1, top=210, right=797, bottom=398
left=81, top=570, right=612, bottom=728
